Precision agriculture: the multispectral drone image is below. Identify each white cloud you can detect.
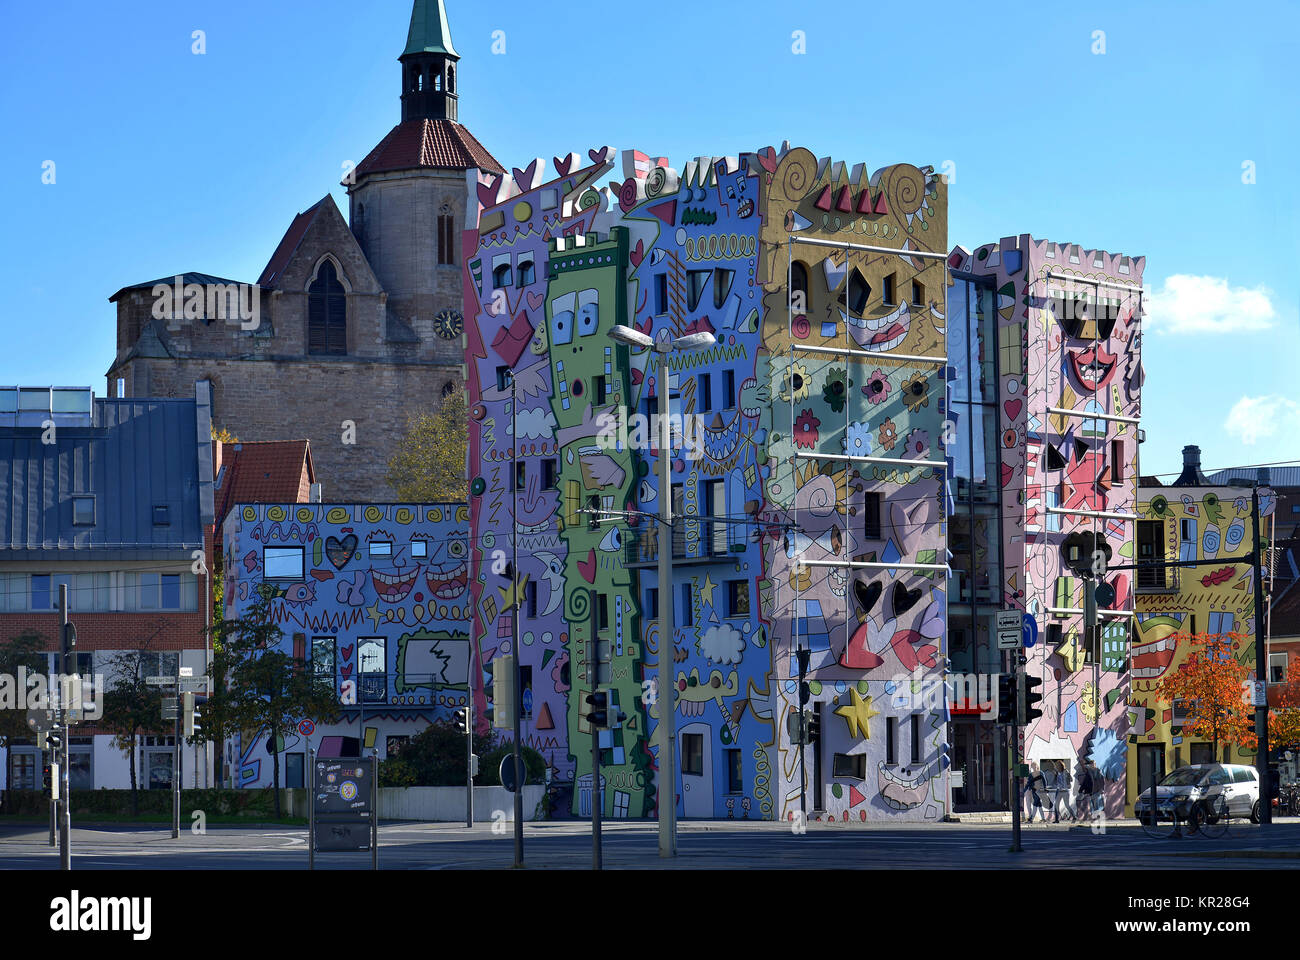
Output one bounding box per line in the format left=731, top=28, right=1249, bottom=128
left=1143, top=274, right=1276, bottom=334
left=699, top=623, right=746, bottom=665
left=1223, top=395, right=1300, bottom=445
left=511, top=405, right=556, bottom=440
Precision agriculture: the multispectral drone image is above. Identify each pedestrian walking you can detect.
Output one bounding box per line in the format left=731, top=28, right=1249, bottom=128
left=1051, top=761, right=1075, bottom=822
left=1087, top=759, right=1105, bottom=818
left=1025, top=761, right=1047, bottom=822
left=1076, top=758, right=1095, bottom=822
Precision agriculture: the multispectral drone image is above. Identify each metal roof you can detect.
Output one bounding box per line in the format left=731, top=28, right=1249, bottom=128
left=402, top=0, right=458, bottom=58
left=0, top=393, right=213, bottom=561
left=1207, top=466, right=1300, bottom=488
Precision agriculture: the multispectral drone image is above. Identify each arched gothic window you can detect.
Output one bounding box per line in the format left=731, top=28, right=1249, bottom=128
left=308, top=260, right=347, bottom=355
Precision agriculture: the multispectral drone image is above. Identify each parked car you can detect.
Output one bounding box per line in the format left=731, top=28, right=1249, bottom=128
left=1133, top=763, right=1261, bottom=825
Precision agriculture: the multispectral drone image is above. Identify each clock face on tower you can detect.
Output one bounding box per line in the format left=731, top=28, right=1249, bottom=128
left=433, top=308, right=464, bottom=340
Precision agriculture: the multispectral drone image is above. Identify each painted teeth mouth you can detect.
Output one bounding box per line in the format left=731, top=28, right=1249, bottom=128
left=829, top=567, right=847, bottom=597
left=737, top=198, right=754, bottom=218
left=425, top=561, right=468, bottom=600
left=843, top=302, right=910, bottom=352
left=372, top=566, right=420, bottom=602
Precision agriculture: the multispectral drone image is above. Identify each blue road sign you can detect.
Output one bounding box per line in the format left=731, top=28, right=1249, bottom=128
left=1022, top=613, right=1039, bottom=649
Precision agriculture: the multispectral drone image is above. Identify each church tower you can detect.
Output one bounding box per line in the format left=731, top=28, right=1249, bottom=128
left=348, top=0, right=503, bottom=364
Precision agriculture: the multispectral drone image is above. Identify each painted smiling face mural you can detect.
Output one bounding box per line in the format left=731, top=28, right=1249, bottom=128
left=222, top=502, right=471, bottom=788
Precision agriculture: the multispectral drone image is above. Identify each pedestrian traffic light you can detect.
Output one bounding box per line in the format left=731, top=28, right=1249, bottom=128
left=997, top=674, right=1016, bottom=724
left=454, top=706, right=470, bottom=734
left=46, top=729, right=62, bottom=752
left=585, top=690, right=608, bottom=727
left=1017, top=673, right=1043, bottom=726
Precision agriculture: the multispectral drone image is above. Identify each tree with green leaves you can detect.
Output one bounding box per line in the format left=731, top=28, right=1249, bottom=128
left=385, top=391, right=468, bottom=502
left=207, top=590, right=336, bottom=816
left=99, top=624, right=171, bottom=816
left=0, top=631, right=49, bottom=811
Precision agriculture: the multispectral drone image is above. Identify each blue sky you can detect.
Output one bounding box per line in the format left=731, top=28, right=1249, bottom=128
left=2, top=0, right=1295, bottom=479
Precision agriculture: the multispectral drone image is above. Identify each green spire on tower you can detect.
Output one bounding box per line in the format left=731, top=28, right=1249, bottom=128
left=403, top=0, right=458, bottom=59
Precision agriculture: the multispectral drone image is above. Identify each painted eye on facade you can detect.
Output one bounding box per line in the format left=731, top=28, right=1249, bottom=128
left=448, top=539, right=467, bottom=559
left=577, top=288, right=599, bottom=336
left=598, top=526, right=622, bottom=553
left=550, top=292, right=575, bottom=345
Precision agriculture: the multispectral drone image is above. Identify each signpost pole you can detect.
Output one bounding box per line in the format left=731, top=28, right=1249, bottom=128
left=172, top=673, right=181, bottom=840
left=58, top=585, right=71, bottom=871
left=371, top=753, right=378, bottom=871
left=308, top=748, right=314, bottom=871
left=47, top=741, right=55, bottom=847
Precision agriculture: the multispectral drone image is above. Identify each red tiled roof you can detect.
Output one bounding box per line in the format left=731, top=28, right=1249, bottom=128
left=353, top=119, right=504, bottom=179
left=215, top=440, right=315, bottom=523
left=257, top=199, right=327, bottom=288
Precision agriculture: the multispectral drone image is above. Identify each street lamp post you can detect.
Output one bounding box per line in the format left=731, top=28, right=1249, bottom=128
left=608, top=324, right=714, bottom=858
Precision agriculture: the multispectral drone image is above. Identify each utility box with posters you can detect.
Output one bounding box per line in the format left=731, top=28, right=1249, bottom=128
left=312, top=759, right=373, bottom=852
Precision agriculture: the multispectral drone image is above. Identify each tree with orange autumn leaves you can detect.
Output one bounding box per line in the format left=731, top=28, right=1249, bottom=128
left=1155, top=633, right=1257, bottom=756
left=1269, top=677, right=1300, bottom=751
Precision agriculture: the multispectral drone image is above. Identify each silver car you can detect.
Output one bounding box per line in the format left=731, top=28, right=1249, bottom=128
left=1133, top=763, right=1261, bottom=825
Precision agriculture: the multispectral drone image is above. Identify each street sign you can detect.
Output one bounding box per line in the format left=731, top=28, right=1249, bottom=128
left=146, top=676, right=175, bottom=686
left=1252, top=681, right=1267, bottom=707
left=179, top=667, right=193, bottom=678
left=1094, top=582, right=1116, bottom=608
left=1022, top=613, right=1039, bottom=650
left=994, top=610, right=1021, bottom=650
left=499, top=754, right=526, bottom=792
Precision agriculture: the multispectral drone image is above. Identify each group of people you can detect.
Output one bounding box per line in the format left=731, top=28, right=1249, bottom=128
left=1023, top=758, right=1104, bottom=823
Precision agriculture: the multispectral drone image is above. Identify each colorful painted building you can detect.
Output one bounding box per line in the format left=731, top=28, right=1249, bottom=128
left=1130, top=447, right=1275, bottom=807
left=221, top=502, right=470, bottom=787
left=463, top=144, right=951, bottom=821
left=948, top=237, right=1145, bottom=817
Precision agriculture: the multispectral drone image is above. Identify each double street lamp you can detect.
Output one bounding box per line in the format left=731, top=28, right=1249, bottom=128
left=608, top=324, right=715, bottom=858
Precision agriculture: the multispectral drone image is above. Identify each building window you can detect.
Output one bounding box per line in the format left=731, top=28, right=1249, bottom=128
left=517, top=256, right=536, bottom=287
left=492, top=262, right=512, bottom=289
left=686, top=270, right=709, bottom=312
left=437, top=214, right=456, bottom=266
left=1270, top=653, right=1288, bottom=683
left=723, top=370, right=735, bottom=410
left=359, top=638, right=386, bottom=703
left=1111, top=440, right=1124, bottom=482
left=542, top=459, right=558, bottom=489
left=789, top=261, right=810, bottom=316
left=645, top=588, right=658, bottom=620
left=411, top=541, right=427, bottom=558
left=910, top=714, right=921, bottom=764
left=833, top=753, right=866, bottom=779
left=681, top=582, right=693, bottom=627
left=726, top=749, right=743, bottom=795
left=153, top=505, right=170, bottom=526
left=1180, top=518, right=1195, bottom=542
left=655, top=274, right=668, bottom=315
left=368, top=541, right=392, bottom=558
left=525, top=580, right=537, bottom=619
left=587, top=494, right=600, bottom=530
left=72, top=496, right=95, bottom=526
left=31, top=574, right=52, bottom=611
left=307, top=260, right=348, bottom=356
left=882, top=272, right=896, bottom=306
left=312, top=637, right=335, bottom=678
left=727, top=580, right=749, bottom=618
left=265, top=547, right=304, bottom=580
left=886, top=717, right=897, bottom=764
left=594, top=375, right=606, bottom=406
left=699, top=373, right=711, bottom=413
left=141, top=652, right=180, bottom=679
left=863, top=492, right=883, bottom=540
left=138, top=573, right=183, bottom=609
left=510, top=461, right=526, bottom=492
left=1189, top=742, right=1213, bottom=765
left=843, top=269, right=870, bottom=315
left=682, top=733, right=704, bottom=776
left=597, top=594, right=609, bottom=631
left=911, top=280, right=924, bottom=306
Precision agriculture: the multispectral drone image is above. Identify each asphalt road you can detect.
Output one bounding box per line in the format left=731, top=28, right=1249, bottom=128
left=2, top=818, right=1299, bottom=869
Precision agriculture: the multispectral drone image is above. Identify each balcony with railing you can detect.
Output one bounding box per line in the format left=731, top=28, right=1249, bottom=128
left=624, top=518, right=739, bottom=566
left=1135, top=561, right=1179, bottom=593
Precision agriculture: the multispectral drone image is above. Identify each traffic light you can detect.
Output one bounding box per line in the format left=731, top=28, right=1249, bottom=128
left=454, top=706, right=470, bottom=734
left=46, top=729, right=63, bottom=753
left=182, top=692, right=199, bottom=738
left=42, top=762, right=52, bottom=793
left=1017, top=673, right=1043, bottom=726
left=997, top=674, right=1016, bottom=725
left=1060, top=530, right=1112, bottom=579
left=807, top=708, right=821, bottom=743
left=491, top=655, right=515, bottom=730
left=585, top=690, right=608, bottom=728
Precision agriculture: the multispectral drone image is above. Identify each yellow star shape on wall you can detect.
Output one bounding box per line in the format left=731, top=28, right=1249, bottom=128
left=699, top=574, right=717, bottom=607
left=834, top=688, right=880, bottom=739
